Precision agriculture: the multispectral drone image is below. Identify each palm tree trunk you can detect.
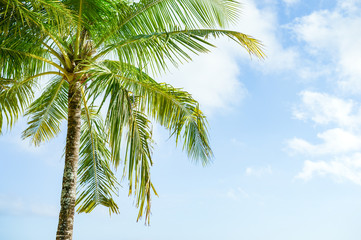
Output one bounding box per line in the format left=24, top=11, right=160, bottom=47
left=56, top=81, right=82, bottom=240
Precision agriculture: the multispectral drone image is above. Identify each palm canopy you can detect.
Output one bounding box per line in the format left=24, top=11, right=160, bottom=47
left=0, top=0, right=264, bottom=222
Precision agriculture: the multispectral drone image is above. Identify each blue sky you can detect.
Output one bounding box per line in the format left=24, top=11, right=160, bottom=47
left=2, top=0, right=361, bottom=239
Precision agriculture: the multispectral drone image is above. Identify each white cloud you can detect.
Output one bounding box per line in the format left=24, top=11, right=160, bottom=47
left=245, top=165, right=272, bottom=177
left=291, top=2, right=361, bottom=92
left=289, top=91, right=361, bottom=185
left=288, top=128, right=361, bottom=156
left=296, top=153, right=361, bottom=185
left=293, top=91, right=361, bottom=129
left=337, top=0, right=361, bottom=13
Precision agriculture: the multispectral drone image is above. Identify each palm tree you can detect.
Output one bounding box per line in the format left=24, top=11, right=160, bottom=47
left=0, top=0, right=264, bottom=239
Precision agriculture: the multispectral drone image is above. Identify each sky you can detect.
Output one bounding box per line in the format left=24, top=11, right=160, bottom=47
left=2, top=0, right=361, bottom=239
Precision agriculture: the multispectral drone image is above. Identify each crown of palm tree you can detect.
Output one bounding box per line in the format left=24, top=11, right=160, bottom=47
left=0, top=0, right=264, bottom=224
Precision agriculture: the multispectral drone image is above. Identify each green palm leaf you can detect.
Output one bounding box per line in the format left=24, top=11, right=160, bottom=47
left=0, top=0, right=73, bottom=33
left=94, top=28, right=264, bottom=75
left=22, top=76, right=68, bottom=145
left=0, top=76, right=36, bottom=133
left=97, top=0, right=241, bottom=47
left=0, top=33, right=50, bottom=79
left=76, top=92, right=119, bottom=214
left=102, top=84, right=156, bottom=222
left=88, top=60, right=213, bottom=164
left=125, top=107, right=156, bottom=223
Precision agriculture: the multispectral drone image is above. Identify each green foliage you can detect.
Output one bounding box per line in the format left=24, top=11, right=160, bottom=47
left=22, top=77, right=68, bottom=145
left=0, top=0, right=264, bottom=223
left=0, top=77, right=36, bottom=133
left=77, top=94, right=120, bottom=214
left=88, top=60, right=213, bottom=164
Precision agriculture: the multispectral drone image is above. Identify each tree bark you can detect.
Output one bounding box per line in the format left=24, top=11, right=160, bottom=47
left=56, top=81, right=82, bottom=240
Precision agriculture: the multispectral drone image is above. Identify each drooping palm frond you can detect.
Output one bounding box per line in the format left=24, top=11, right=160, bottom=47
left=87, top=60, right=213, bottom=165
left=84, top=61, right=211, bottom=222
left=22, top=76, right=68, bottom=145
left=98, top=83, right=156, bottom=222
left=200, top=29, right=265, bottom=58
left=0, top=76, right=36, bottom=133
left=85, top=61, right=211, bottom=222
left=76, top=91, right=119, bottom=214
left=0, top=31, right=51, bottom=79
left=124, top=105, right=156, bottom=223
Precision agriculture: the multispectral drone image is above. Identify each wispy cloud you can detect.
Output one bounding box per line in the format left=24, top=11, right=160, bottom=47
left=291, top=1, right=361, bottom=92
left=296, top=153, right=361, bottom=185
left=288, top=128, right=361, bottom=156
left=226, top=187, right=249, bottom=201
left=289, top=91, right=361, bottom=185
left=293, top=91, right=361, bottom=129
left=245, top=165, right=273, bottom=177
left=0, top=195, right=58, bottom=217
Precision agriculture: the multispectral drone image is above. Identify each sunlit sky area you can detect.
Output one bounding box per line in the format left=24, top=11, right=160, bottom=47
left=2, top=0, right=361, bottom=239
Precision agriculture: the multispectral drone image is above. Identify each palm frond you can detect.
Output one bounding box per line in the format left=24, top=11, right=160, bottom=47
left=94, top=28, right=264, bottom=75
left=96, top=0, right=241, bottom=47
left=93, top=28, right=211, bottom=74
left=0, top=31, right=51, bottom=79
left=87, top=60, right=213, bottom=164
left=0, top=76, right=36, bottom=133
left=76, top=92, right=119, bottom=214
left=0, top=45, right=67, bottom=76
left=22, top=76, right=68, bottom=145
left=0, top=0, right=73, bottom=34
left=125, top=107, right=156, bottom=223
left=1, top=0, right=76, bottom=75
left=102, top=84, right=156, bottom=222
